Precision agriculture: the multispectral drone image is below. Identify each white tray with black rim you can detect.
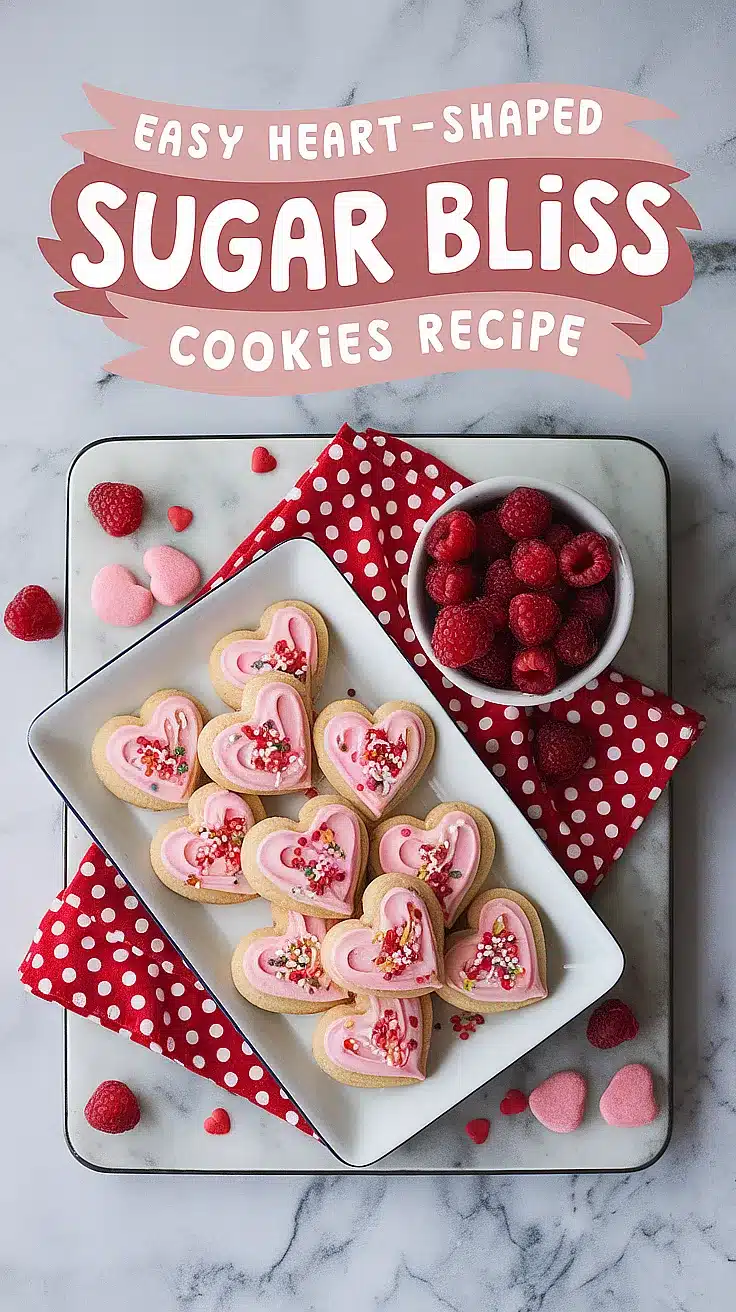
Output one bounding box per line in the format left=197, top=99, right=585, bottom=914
left=47, top=435, right=670, bottom=1174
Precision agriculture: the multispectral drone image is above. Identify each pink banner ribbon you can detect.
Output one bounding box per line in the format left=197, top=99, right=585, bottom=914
left=65, top=83, right=679, bottom=183
left=103, top=290, right=644, bottom=397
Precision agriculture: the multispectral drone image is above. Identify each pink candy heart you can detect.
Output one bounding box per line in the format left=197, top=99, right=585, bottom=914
left=599, top=1063, right=658, bottom=1127
left=143, top=545, right=201, bottom=607
left=90, top=564, right=154, bottom=627
left=528, top=1070, right=587, bottom=1133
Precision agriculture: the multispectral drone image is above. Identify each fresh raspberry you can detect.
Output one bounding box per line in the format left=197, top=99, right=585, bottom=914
left=559, top=531, right=612, bottom=587
left=4, top=586, right=63, bottom=641
left=534, top=718, right=593, bottom=783
left=251, top=445, right=277, bottom=473
left=425, top=560, right=476, bottom=605
left=476, top=593, right=509, bottom=632
left=554, top=616, right=599, bottom=668
left=570, top=583, right=612, bottom=632
left=484, top=557, right=524, bottom=609
left=88, top=482, right=145, bottom=537
left=465, top=631, right=515, bottom=686
left=512, top=646, right=557, bottom=695
left=544, top=522, right=575, bottom=553
left=431, top=600, right=492, bottom=668
left=498, top=487, right=553, bottom=540
left=84, top=1080, right=141, bottom=1134
left=542, top=578, right=570, bottom=606
left=500, top=1088, right=528, bottom=1115
left=508, top=592, right=561, bottom=646
left=426, top=509, right=477, bottom=563
left=474, top=507, right=512, bottom=562
left=510, top=539, right=558, bottom=589
left=586, top=998, right=639, bottom=1050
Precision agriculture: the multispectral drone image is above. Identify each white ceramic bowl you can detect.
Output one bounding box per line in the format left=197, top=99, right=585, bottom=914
left=408, top=477, right=634, bottom=707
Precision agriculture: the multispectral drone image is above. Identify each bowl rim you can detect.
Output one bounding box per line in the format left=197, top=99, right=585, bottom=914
left=407, top=475, right=635, bottom=707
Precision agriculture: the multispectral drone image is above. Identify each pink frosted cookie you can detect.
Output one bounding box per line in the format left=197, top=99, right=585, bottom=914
left=143, top=544, right=201, bottom=606
left=438, top=888, right=548, bottom=1014
left=197, top=672, right=312, bottom=796
left=320, top=874, right=444, bottom=998
left=313, top=993, right=433, bottom=1088
left=91, top=689, right=207, bottom=810
left=313, top=698, right=435, bottom=822
left=529, top=1071, right=587, bottom=1133
left=231, top=909, right=349, bottom=1014
left=243, top=794, right=368, bottom=919
left=369, top=801, right=495, bottom=927
left=599, top=1063, right=659, bottom=1127
left=210, top=600, right=328, bottom=709
left=150, top=783, right=266, bottom=904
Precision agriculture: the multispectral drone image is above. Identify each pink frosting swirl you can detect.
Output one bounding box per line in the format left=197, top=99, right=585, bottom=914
left=105, top=695, right=199, bottom=802
left=241, top=912, right=348, bottom=1002
left=323, top=709, right=425, bottom=817
left=212, top=682, right=310, bottom=792
left=378, top=811, right=481, bottom=925
left=323, top=996, right=425, bottom=1079
left=160, top=790, right=255, bottom=893
left=323, top=887, right=440, bottom=992
left=256, top=803, right=361, bottom=915
left=220, top=607, right=317, bottom=687
left=444, top=897, right=547, bottom=1003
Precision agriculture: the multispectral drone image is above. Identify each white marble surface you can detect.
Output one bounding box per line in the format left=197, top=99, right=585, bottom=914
left=1, top=1, right=734, bottom=1308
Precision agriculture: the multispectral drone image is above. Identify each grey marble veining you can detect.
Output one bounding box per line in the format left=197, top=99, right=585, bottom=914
left=1, top=0, right=735, bottom=1308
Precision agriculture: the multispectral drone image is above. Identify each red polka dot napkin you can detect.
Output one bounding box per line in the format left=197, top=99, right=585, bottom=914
left=20, top=425, right=704, bottom=1132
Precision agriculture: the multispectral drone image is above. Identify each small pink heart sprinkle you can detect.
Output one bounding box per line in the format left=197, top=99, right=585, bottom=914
left=143, top=544, right=201, bottom=607
left=599, top=1063, right=658, bottom=1127
left=90, top=565, right=154, bottom=628
left=529, top=1070, right=587, bottom=1133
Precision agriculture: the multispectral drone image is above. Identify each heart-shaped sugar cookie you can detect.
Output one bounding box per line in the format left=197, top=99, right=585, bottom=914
left=599, top=1064, right=658, bottom=1127
left=314, top=699, right=435, bottom=821
left=197, top=673, right=312, bottom=796
left=231, top=908, right=349, bottom=1014
left=211, top=600, right=328, bottom=708
left=143, top=544, right=201, bottom=606
left=370, top=802, right=495, bottom=927
left=91, top=690, right=207, bottom=810
left=529, top=1071, right=587, bottom=1133
left=320, top=874, right=444, bottom=997
left=243, top=794, right=368, bottom=918
left=150, top=783, right=266, bottom=904
left=313, top=994, right=432, bottom=1087
left=438, top=888, right=548, bottom=1014
left=90, top=564, right=154, bottom=628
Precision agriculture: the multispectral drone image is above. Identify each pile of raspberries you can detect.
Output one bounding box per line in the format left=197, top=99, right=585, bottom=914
left=425, top=487, right=614, bottom=696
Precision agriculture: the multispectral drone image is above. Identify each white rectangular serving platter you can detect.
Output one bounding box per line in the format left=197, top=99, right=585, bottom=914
left=31, top=536, right=624, bottom=1168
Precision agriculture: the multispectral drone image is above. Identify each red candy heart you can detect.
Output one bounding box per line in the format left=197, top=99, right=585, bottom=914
left=167, top=505, right=193, bottom=532
left=204, top=1107, right=231, bottom=1135
left=251, top=445, right=277, bottom=474
left=465, top=1117, right=490, bottom=1145
left=500, top=1088, right=528, bottom=1115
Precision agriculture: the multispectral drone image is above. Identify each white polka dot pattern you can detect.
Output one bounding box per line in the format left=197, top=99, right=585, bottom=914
left=210, top=423, right=701, bottom=894
left=18, top=843, right=312, bottom=1138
